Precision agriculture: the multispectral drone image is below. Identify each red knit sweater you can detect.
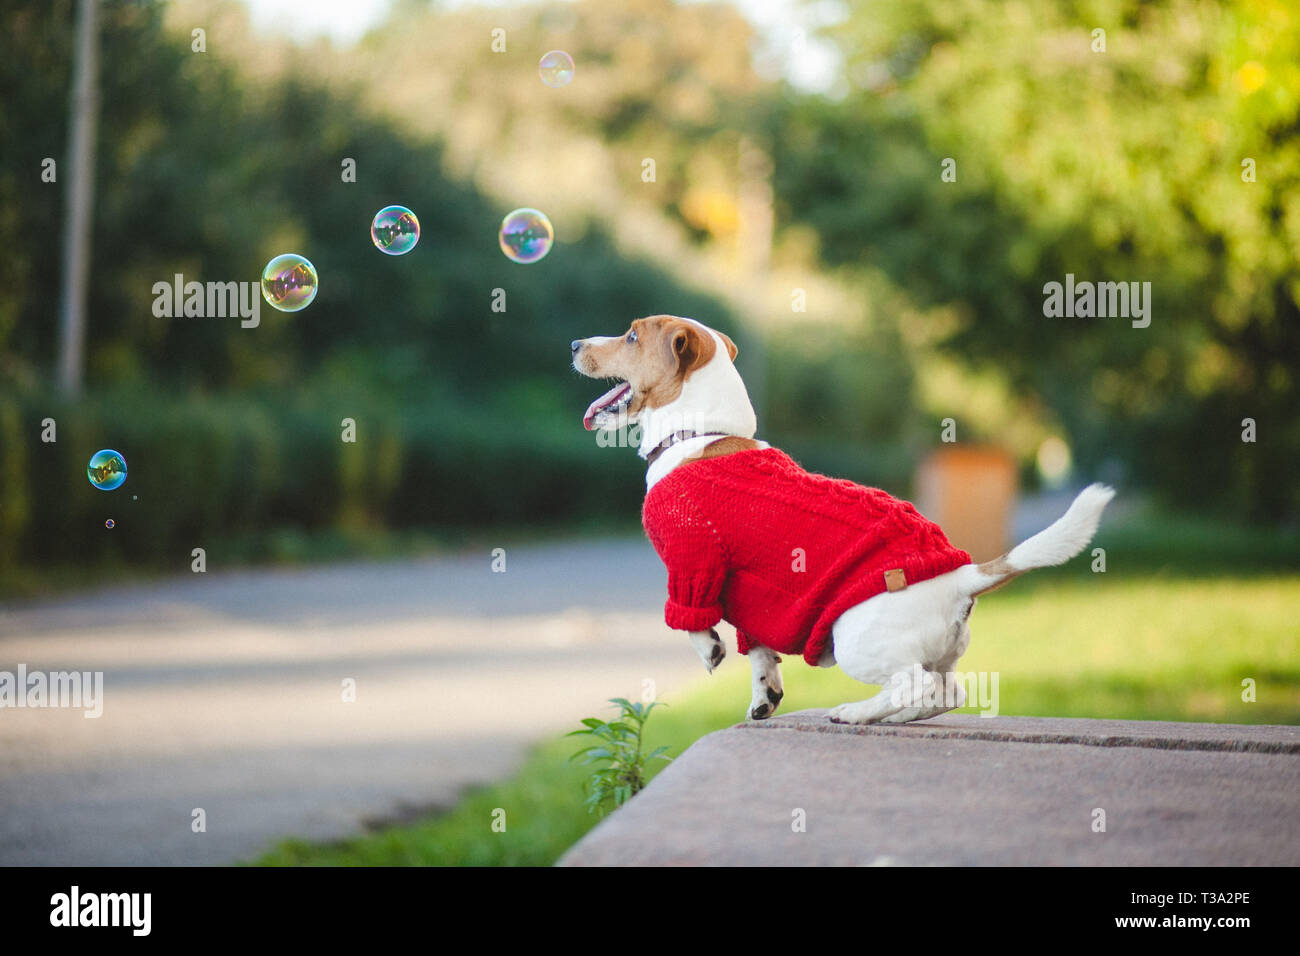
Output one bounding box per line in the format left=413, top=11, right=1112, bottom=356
left=641, top=447, right=971, bottom=666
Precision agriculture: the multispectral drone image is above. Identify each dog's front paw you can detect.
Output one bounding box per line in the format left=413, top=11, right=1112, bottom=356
left=689, top=628, right=726, bottom=673
left=747, top=686, right=783, bottom=721
left=708, top=632, right=725, bottom=670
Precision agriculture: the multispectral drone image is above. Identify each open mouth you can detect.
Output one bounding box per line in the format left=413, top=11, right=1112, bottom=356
left=583, top=382, right=632, bottom=430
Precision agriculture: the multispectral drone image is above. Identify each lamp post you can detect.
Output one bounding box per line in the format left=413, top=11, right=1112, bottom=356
left=56, top=0, right=100, bottom=398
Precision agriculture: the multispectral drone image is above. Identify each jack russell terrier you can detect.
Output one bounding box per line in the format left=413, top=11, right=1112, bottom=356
left=571, top=315, right=1114, bottom=725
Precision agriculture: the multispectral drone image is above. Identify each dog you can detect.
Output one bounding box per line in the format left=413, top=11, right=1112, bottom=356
left=571, top=314, right=1114, bottom=725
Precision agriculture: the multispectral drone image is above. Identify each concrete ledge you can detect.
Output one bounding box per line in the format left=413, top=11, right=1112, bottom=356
left=739, top=709, right=1300, bottom=754
left=558, top=710, right=1300, bottom=866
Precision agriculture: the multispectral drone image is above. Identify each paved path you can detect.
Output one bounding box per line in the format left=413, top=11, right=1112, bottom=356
left=0, top=539, right=702, bottom=865
left=560, top=710, right=1300, bottom=866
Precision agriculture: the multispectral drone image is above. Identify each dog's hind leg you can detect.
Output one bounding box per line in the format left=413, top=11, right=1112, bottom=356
left=688, top=628, right=726, bottom=673
left=746, top=646, right=784, bottom=720
left=828, top=668, right=936, bottom=725
left=879, top=670, right=966, bottom=723
left=880, top=621, right=973, bottom=723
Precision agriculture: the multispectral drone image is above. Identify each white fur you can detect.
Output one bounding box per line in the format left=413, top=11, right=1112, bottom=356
left=583, top=317, right=1114, bottom=724
left=827, top=482, right=1111, bottom=723
left=747, top=646, right=783, bottom=721
left=1003, top=483, right=1113, bottom=570
left=688, top=628, right=724, bottom=673
left=636, top=320, right=760, bottom=489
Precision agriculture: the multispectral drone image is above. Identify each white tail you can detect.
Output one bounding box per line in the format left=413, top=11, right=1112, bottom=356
left=956, top=483, right=1116, bottom=597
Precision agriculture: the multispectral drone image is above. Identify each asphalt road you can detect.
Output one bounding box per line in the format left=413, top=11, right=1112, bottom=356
left=0, top=539, right=707, bottom=865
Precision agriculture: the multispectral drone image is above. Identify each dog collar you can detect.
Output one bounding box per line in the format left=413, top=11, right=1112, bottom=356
left=643, top=430, right=729, bottom=467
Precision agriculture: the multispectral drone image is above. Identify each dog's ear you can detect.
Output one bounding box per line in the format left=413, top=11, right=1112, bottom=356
left=715, top=330, right=738, bottom=362
left=666, top=320, right=716, bottom=376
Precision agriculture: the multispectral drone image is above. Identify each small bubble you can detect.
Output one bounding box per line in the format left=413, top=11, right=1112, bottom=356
left=105, top=519, right=115, bottom=529
left=370, top=205, right=420, bottom=255
left=538, top=50, right=574, bottom=88
left=260, top=253, right=318, bottom=312
left=88, top=449, right=127, bottom=491
left=498, top=208, right=554, bottom=264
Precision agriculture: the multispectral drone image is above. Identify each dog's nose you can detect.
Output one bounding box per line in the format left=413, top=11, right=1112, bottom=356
left=570, top=339, right=582, bottom=355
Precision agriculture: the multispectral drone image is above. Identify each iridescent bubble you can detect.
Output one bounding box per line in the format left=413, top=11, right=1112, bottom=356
left=538, top=50, right=574, bottom=88
left=105, top=519, right=115, bottom=529
left=88, top=449, right=127, bottom=491
left=260, top=253, right=318, bottom=312
left=371, top=205, right=420, bottom=256
left=499, top=208, right=554, bottom=264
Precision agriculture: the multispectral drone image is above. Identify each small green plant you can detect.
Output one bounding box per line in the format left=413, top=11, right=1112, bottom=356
left=567, top=698, right=672, bottom=815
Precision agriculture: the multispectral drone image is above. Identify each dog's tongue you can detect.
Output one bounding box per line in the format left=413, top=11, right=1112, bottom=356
left=583, top=383, right=631, bottom=431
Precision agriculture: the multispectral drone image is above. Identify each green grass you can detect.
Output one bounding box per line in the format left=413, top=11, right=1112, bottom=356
left=256, top=565, right=1300, bottom=866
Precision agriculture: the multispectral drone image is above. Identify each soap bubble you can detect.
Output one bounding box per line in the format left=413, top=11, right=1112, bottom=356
left=499, top=208, right=554, bottom=264
left=261, top=253, right=318, bottom=312
left=88, top=449, right=127, bottom=491
left=371, top=205, right=420, bottom=255
left=538, top=50, right=574, bottom=88
left=105, top=519, right=115, bottom=529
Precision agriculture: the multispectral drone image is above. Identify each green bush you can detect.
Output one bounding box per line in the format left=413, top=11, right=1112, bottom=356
left=0, top=383, right=649, bottom=574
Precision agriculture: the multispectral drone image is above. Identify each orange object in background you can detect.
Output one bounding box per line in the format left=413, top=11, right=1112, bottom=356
left=914, top=446, right=1018, bottom=563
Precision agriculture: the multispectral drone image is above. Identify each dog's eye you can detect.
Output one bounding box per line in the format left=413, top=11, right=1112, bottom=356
left=626, top=331, right=638, bottom=344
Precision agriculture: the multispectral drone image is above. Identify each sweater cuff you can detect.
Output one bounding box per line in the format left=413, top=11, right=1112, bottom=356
left=664, top=599, right=723, bottom=632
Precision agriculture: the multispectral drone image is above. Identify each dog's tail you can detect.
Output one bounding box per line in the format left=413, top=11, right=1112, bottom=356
left=955, top=483, right=1116, bottom=597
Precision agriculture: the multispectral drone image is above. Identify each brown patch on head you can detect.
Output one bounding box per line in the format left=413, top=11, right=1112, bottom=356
left=715, top=330, right=738, bottom=362
left=663, top=315, right=716, bottom=378
left=573, top=315, right=727, bottom=416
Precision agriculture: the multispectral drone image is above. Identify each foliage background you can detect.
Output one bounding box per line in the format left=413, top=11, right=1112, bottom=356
left=1, top=0, right=1297, bottom=586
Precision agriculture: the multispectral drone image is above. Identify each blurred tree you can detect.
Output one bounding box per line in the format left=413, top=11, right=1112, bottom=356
left=0, top=0, right=743, bottom=571
left=773, top=0, right=1300, bottom=520
left=330, top=0, right=769, bottom=246
left=2, top=0, right=1294, bottom=581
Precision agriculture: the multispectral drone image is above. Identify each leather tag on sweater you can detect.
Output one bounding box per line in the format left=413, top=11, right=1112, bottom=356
left=884, top=568, right=907, bottom=592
